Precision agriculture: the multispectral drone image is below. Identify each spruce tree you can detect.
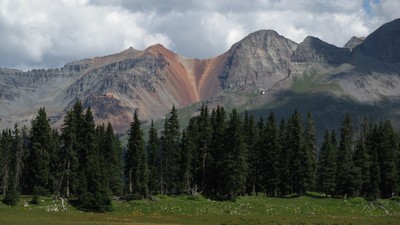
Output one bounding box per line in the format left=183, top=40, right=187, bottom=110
left=179, top=129, right=195, bottom=194
left=353, top=117, right=371, bottom=197
left=262, top=112, right=280, bottom=196
left=219, top=109, right=247, bottom=199
left=48, top=129, right=62, bottom=196
left=2, top=127, right=20, bottom=206
left=1, top=129, right=12, bottom=196
left=60, top=110, right=79, bottom=197
left=77, top=108, right=112, bottom=212
left=243, top=111, right=258, bottom=195
left=253, top=117, right=265, bottom=195
left=317, top=130, right=337, bottom=197
left=209, top=106, right=227, bottom=197
left=278, top=118, right=291, bottom=195
left=104, top=123, right=123, bottom=196
left=304, top=112, right=317, bottom=191
left=25, top=107, right=52, bottom=195
left=196, top=104, right=212, bottom=193
left=125, top=110, right=148, bottom=198
left=147, top=120, right=160, bottom=195
left=160, top=106, right=181, bottom=195
left=366, top=124, right=381, bottom=200
left=289, top=110, right=305, bottom=195
left=378, top=121, right=398, bottom=198
left=336, top=114, right=356, bottom=198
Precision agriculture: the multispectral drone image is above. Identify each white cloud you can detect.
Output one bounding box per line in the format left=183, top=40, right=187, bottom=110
left=0, top=0, right=399, bottom=70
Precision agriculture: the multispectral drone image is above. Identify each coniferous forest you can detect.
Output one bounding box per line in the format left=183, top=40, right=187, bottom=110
left=1, top=101, right=400, bottom=212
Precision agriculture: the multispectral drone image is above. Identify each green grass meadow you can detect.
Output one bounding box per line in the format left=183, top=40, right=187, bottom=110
left=1, top=194, right=400, bottom=225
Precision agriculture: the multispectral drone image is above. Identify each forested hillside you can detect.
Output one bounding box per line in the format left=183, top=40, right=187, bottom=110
left=1, top=102, right=399, bottom=211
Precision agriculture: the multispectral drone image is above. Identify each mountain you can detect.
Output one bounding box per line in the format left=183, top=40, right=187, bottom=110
left=1, top=19, right=400, bottom=134
left=343, top=36, right=365, bottom=51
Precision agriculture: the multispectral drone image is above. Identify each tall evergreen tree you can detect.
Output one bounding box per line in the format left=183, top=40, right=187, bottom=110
left=60, top=110, right=79, bottom=197
left=104, top=123, right=123, bottom=196
left=48, top=129, right=62, bottom=196
left=219, top=109, right=247, bottom=199
left=25, top=107, right=52, bottom=195
left=160, top=106, right=181, bottom=195
left=209, top=106, right=227, bottom=197
left=3, top=125, right=25, bottom=206
left=243, top=111, right=258, bottom=195
left=289, top=110, right=305, bottom=195
left=147, top=120, right=160, bottom=195
left=77, top=108, right=112, bottom=212
left=304, top=112, right=317, bottom=191
left=278, top=118, right=291, bottom=195
left=196, top=104, right=212, bottom=193
left=336, top=114, right=356, bottom=198
left=125, top=110, right=148, bottom=198
left=252, top=117, right=265, bottom=195
left=353, top=117, right=371, bottom=197
left=1, top=129, right=13, bottom=196
left=179, top=129, right=195, bottom=194
left=378, top=121, right=398, bottom=198
left=366, top=124, right=381, bottom=200
left=317, top=130, right=337, bottom=197
left=262, top=112, right=280, bottom=196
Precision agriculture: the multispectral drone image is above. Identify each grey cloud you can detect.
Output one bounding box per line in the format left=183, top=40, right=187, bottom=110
left=1, top=0, right=399, bottom=70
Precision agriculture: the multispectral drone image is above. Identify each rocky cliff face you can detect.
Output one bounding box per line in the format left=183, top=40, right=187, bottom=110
left=343, top=36, right=365, bottom=51
left=220, top=30, right=297, bottom=91
left=1, top=19, right=400, bottom=133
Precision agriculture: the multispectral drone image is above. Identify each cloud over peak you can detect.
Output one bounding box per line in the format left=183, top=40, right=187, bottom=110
left=0, top=0, right=399, bottom=70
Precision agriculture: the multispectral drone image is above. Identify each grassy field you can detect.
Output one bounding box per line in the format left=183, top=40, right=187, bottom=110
left=1, top=194, right=400, bottom=225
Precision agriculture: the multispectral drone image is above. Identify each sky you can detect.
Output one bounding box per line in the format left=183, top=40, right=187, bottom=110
left=0, top=0, right=399, bottom=70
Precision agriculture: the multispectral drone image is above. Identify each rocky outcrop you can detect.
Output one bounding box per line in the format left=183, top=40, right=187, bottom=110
left=292, top=36, right=351, bottom=64
left=343, top=36, right=365, bottom=51
left=220, top=30, right=297, bottom=91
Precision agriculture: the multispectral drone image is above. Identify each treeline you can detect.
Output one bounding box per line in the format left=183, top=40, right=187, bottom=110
left=1, top=102, right=400, bottom=212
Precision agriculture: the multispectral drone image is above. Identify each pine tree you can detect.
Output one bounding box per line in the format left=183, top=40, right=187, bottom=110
left=253, top=117, right=265, bottom=195
left=304, top=112, right=317, bottom=191
left=147, top=120, right=160, bottom=195
left=104, top=123, right=123, bottom=196
left=336, top=114, right=356, bottom=198
left=160, top=106, right=181, bottom=195
left=378, top=121, right=398, bottom=198
left=77, top=108, right=112, bottom=212
left=25, top=107, right=52, bottom=195
left=353, top=117, right=371, bottom=197
left=209, top=106, right=227, bottom=197
left=262, top=112, right=280, bottom=196
left=289, top=110, right=305, bottom=195
left=366, top=124, right=381, bottom=200
left=125, top=110, right=148, bottom=198
left=48, top=129, right=62, bottom=196
left=219, top=109, right=247, bottom=199
left=1, top=129, right=12, bottom=196
left=243, top=111, right=258, bottom=195
left=278, top=118, right=291, bottom=195
left=2, top=127, right=20, bottom=206
left=196, top=104, right=212, bottom=193
left=317, top=130, right=337, bottom=197
left=179, top=129, right=195, bottom=194
left=60, top=110, right=79, bottom=197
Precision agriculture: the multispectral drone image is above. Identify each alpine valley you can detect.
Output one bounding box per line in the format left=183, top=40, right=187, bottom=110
left=1, top=19, right=400, bottom=134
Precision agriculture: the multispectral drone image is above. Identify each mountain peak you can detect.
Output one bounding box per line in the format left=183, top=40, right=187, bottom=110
left=359, top=18, right=400, bottom=62
left=292, top=36, right=350, bottom=63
